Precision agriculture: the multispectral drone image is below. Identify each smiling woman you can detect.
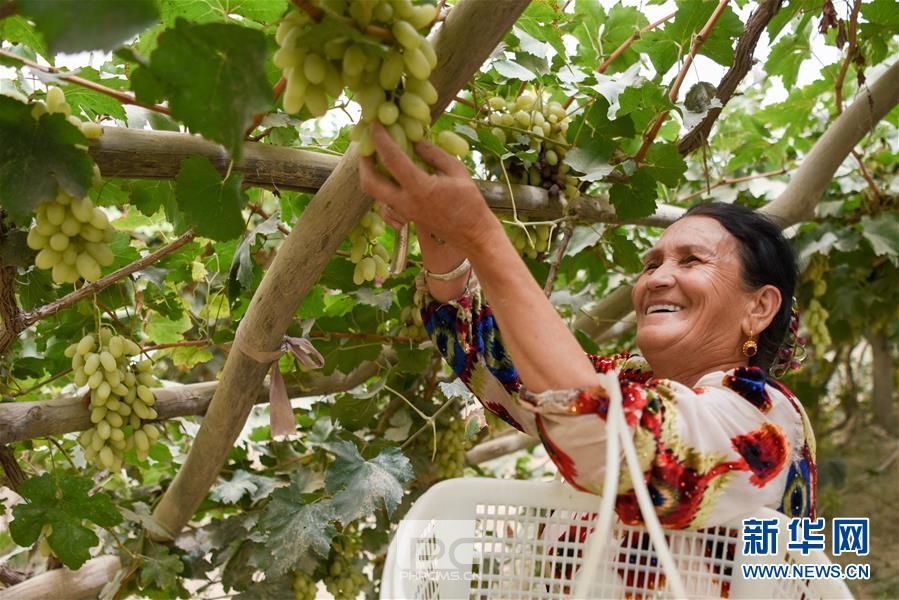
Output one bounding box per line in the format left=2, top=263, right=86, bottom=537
left=360, top=125, right=815, bottom=534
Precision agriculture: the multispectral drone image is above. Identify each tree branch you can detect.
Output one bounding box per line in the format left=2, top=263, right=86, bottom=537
left=0, top=350, right=393, bottom=445
left=0, top=1, right=16, bottom=20
left=543, top=224, right=573, bottom=297
left=598, top=12, right=675, bottom=75
left=834, top=0, right=862, bottom=116
left=0, top=49, right=170, bottom=116
left=677, top=166, right=790, bottom=203
left=0, top=445, right=26, bottom=492
left=465, top=430, right=537, bottom=465
left=634, top=0, right=730, bottom=164
left=761, top=60, right=899, bottom=226
left=0, top=565, right=28, bottom=588
left=150, top=0, right=533, bottom=540
left=87, top=127, right=683, bottom=227
left=0, top=223, right=25, bottom=360
left=677, top=0, right=782, bottom=155
left=0, top=556, right=120, bottom=600
left=573, top=285, right=636, bottom=341
left=18, top=230, right=195, bottom=329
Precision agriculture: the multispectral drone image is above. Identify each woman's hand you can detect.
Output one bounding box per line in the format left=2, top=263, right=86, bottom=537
left=359, top=123, right=498, bottom=252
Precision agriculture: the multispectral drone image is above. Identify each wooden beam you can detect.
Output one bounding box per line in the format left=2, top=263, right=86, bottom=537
left=88, top=128, right=683, bottom=226
left=0, top=556, right=120, bottom=600
left=0, top=353, right=390, bottom=446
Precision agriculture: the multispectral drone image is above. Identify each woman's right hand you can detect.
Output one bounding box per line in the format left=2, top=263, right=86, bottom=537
left=359, top=123, right=502, bottom=253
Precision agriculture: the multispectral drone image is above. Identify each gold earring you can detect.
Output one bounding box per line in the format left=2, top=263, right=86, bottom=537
left=742, top=329, right=758, bottom=358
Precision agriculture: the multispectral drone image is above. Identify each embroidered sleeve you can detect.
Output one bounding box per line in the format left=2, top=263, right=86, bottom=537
left=521, top=367, right=816, bottom=530
left=420, top=274, right=539, bottom=436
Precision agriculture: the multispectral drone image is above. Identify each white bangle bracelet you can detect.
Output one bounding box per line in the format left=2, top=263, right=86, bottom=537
left=424, top=258, right=471, bottom=281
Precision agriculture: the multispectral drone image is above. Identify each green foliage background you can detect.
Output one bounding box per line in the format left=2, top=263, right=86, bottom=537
left=0, top=0, right=897, bottom=597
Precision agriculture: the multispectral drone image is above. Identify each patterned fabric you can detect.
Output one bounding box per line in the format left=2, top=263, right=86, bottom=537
left=422, top=286, right=817, bottom=531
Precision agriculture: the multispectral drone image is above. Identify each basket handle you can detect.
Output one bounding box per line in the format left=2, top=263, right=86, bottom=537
left=573, top=370, right=689, bottom=598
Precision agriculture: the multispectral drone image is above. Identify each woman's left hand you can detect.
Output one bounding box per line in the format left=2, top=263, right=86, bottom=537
left=359, top=123, right=497, bottom=251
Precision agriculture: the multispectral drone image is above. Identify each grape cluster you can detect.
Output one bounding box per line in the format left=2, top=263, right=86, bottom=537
left=349, top=209, right=391, bottom=285
left=66, top=330, right=161, bottom=471
left=26, top=86, right=112, bottom=285
left=482, top=90, right=579, bottom=201
left=291, top=571, right=317, bottom=600
left=397, top=305, right=425, bottom=338
left=275, top=0, right=470, bottom=164
left=27, top=190, right=115, bottom=284
left=324, top=535, right=368, bottom=599
left=803, top=298, right=832, bottom=359
left=31, top=85, right=104, bottom=139
left=506, top=223, right=552, bottom=260
left=433, top=415, right=470, bottom=480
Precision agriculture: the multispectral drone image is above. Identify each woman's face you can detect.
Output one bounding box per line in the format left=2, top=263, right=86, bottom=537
left=632, top=216, right=757, bottom=376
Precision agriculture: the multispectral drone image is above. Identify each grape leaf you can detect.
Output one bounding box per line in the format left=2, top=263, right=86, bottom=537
left=325, top=441, right=413, bottom=525
left=17, top=0, right=159, bottom=55
left=492, top=59, right=538, bottom=81
left=210, top=470, right=272, bottom=505
left=0, top=229, right=34, bottom=267
left=860, top=214, right=899, bottom=265
left=139, top=544, right=185, bottom=591
left=134, top=20, right=271, bottom=160
left=260, top=474, right=337, bottom=577
left=61, top=79, right=128, bottom=121
left=174, top=156, right=248, bottom=241
left=126, top=180, right=169, bottom=217
left=0, top=16, right=48, bottom=58
left=9, top=473, right=122, bottom=569
left=0, top=96, right=93, bottom=223
left=642, top=143, right=687, bottom=188
left=565, top=137, right=615, bottom=182
left=171, top=345, right=214, bottom=369
left=634, top=0, right=743, bottom=73
left=146, top=311, right=192, bottom=344
left=160, top=0, right=289, bottom=26
left=608, top=169, right=658, bottom=221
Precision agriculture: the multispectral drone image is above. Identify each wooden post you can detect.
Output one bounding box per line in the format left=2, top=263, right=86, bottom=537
left=0, top=556, right=120, bottom=600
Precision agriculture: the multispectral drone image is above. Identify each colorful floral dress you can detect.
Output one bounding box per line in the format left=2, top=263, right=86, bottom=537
left=421, top=284, right=817, bottom=531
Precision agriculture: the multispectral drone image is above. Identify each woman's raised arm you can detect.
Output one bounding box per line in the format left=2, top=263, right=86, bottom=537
left=359, top=124, right=596, bottom=393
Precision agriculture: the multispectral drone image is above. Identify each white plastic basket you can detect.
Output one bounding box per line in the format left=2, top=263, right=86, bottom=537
left=381, top=477, right=853, bottom=599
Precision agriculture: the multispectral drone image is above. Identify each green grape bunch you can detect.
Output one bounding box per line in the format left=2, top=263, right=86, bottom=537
left=67, top=329, right=162, bottom=471
left=26, top=86, right=112, bottom=285
left=349, top=208, right=392, bottom=284
left=323, top=534, right=369, bottom=599
left=31, top=85, right=104, bottom=140
left=803, top=298, right=832, bottom=359
left=433, top=414, right=471, bottom=480
left=411, top=409, right=472, bottom=481
left=507, top=222, right=552, bottom=260
left=481, top=89, right=579, bottom=201
left=291, top=571, right=317, bottom=600
left=27, top=190, right=115, bottom=284
left=274, top=0, right=450, bottom=158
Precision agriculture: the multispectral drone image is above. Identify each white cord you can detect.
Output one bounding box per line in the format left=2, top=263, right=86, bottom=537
left=572, top=373, right=622, bottom=598
left=572, top=370, right=689, bottom=599
left=615, top=403, right=689, bottom=598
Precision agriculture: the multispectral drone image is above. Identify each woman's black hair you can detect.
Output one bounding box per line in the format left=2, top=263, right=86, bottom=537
left=682, top=202, right=797, bottom=372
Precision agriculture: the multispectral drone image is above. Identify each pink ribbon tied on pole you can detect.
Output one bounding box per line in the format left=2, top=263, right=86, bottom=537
left=234, top=327, right=325, bottom=438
